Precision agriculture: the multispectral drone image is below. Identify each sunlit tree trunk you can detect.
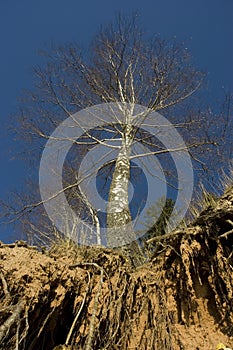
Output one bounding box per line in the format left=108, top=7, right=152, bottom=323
left=107, top=127, right=144, bottom=266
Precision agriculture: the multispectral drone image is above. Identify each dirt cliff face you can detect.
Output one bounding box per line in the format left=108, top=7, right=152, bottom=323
left=0, top=189, right=233, bottom=350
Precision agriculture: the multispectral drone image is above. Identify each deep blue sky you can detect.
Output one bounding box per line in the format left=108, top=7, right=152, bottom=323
left=0, top=0, right=233, bottom=242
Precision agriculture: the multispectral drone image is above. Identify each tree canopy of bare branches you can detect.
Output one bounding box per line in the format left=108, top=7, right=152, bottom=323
left=8, top=13, right=232, bottom=266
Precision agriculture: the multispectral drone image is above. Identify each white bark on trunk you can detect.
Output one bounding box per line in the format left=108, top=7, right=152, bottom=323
left=107, top=141, right=134, bottom=246
left=107, top=127, right=144, bottom=266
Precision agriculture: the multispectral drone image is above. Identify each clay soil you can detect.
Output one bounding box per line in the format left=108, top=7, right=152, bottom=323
left=0, top=189, right=233, bottom=350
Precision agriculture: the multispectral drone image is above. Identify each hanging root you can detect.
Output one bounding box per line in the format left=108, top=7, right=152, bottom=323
left=1, top=186, right=233, bottom=350
left=0, top=300, right=26, bottom=343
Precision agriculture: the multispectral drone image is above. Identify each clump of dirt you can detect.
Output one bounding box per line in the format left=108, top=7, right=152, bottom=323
left=0, top=189, right=233, bottom=350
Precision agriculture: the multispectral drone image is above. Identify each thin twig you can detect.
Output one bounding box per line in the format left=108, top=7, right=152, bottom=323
left=85, top=267, right=104, bottom=350
left=65, top=271, right=91, bottom=346
left=36, top=307, right=56, bottom=339
left=19, top=307, right=29, bottom=346
left=16, top=320, right=20, bottom=350
left=146, top=226, right=203, bottom=244
left=0, top=271, right=10, bottom=298
left=219, top=228, right=233, bottom=239
left=0, top=300, right=25, bottom=343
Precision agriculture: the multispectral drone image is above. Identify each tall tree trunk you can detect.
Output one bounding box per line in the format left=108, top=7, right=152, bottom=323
left=107, top=131, right=144, bottom=266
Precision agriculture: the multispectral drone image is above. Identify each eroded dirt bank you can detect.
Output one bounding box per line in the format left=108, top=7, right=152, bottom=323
left=1, top=189, right=233, bottom=349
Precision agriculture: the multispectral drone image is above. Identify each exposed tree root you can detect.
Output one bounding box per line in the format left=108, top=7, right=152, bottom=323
left=0, top=189, right=233, bottom=349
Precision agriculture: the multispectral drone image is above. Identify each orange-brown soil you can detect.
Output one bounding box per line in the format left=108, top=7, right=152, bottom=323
left=1, top=189, right=233, bottom=349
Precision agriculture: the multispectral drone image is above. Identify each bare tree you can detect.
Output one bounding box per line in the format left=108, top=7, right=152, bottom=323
left=13, top=14, right=221, bottom=266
